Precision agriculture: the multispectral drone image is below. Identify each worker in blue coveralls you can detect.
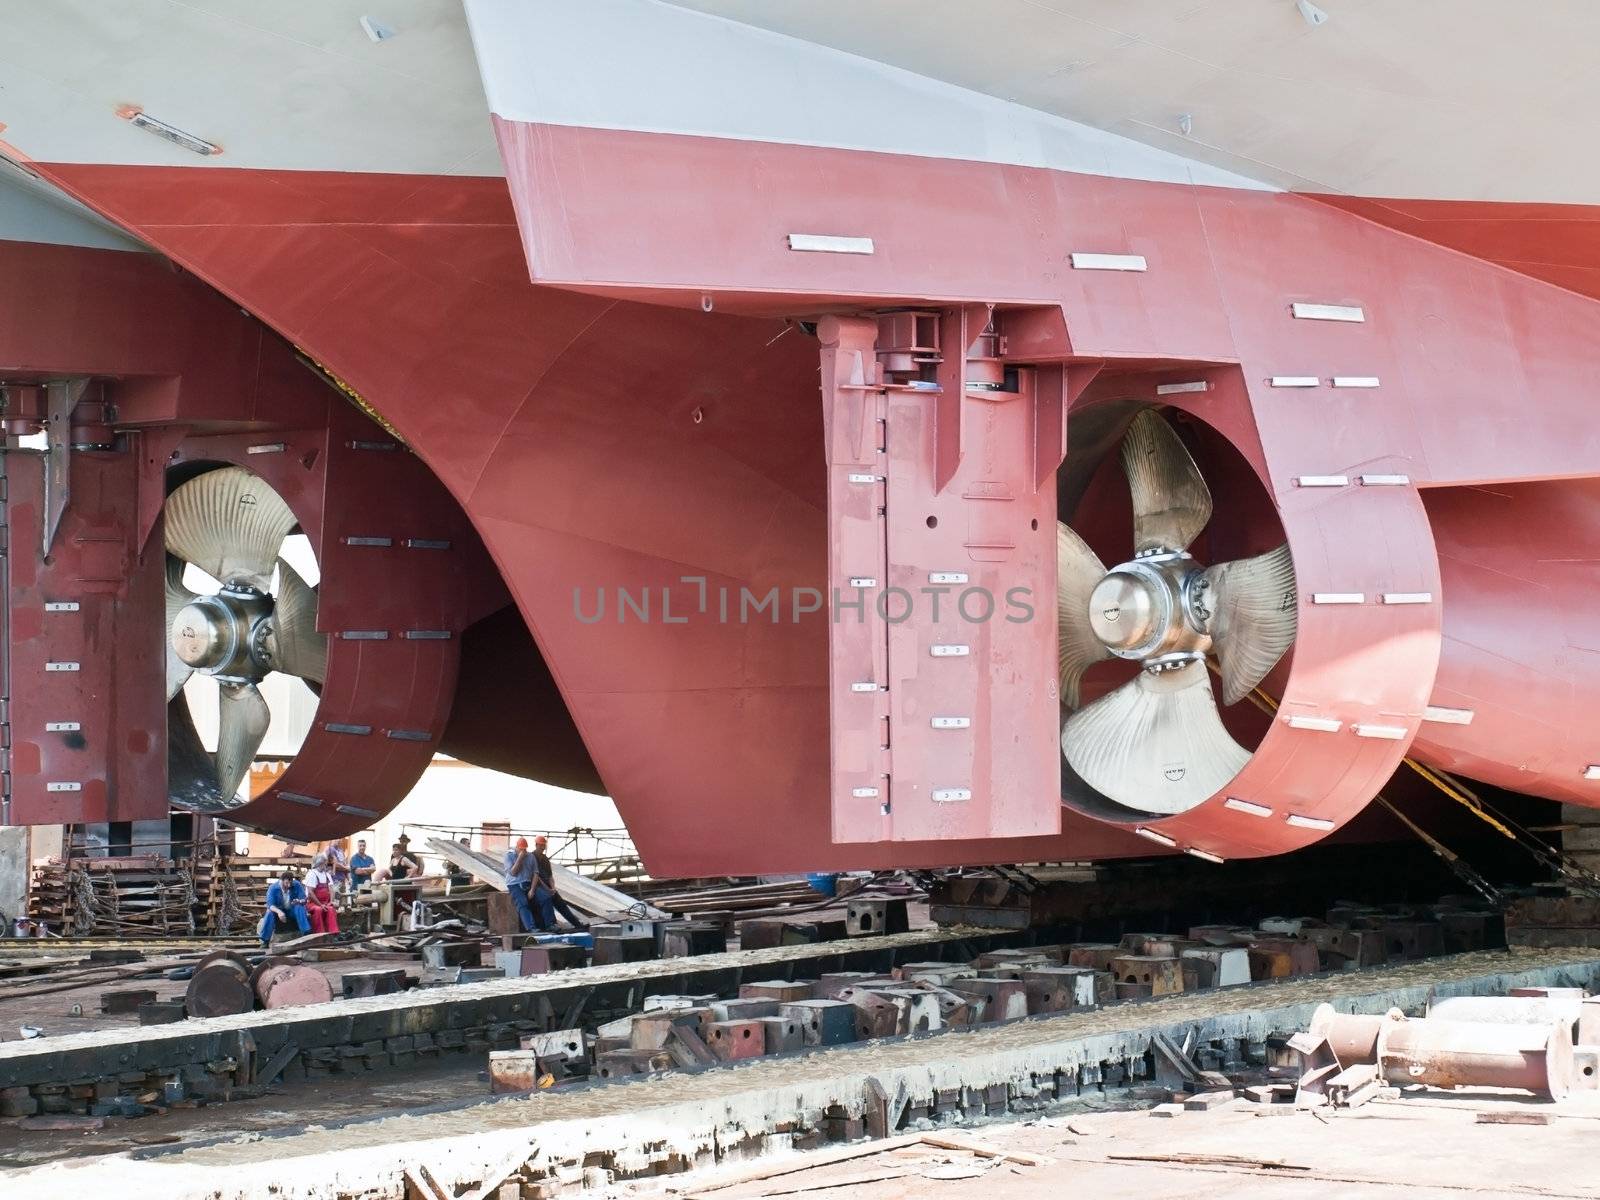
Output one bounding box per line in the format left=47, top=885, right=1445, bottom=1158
left=260, top=867, right=311, bottom=947
left=503, top=837, right=547, bottom=932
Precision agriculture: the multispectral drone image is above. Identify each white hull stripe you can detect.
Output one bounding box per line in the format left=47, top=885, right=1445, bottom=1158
left=464, top=0, right=1275, bottom=192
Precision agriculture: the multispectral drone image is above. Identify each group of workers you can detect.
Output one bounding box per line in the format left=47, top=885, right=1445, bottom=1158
left=260, top=832, right=584, bottom=947
left=504, top=835, right=587, bottom=933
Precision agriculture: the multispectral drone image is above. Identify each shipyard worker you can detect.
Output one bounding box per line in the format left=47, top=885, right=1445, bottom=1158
left=349, top=839, right=376, bottom=892
left=326, top=841, right=350, bottom=891
left=380, top=840, right=423, bottom=882
left=260, top=868, right=310, bottom=947
left=503, top=837, right=546, bottom=932
left=532, top=835, right=588, bottom=931
left=303, top=854, right=341, bottom=935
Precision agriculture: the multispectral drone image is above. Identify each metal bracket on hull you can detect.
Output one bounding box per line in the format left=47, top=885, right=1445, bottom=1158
left=822, top=310, right=1062, bottom=846
left=41, top=378, right=86, bottom=557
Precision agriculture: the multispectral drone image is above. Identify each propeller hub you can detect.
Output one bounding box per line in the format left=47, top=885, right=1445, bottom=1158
left=171, top=587, right=273, bottom=681
left=1087, top=553, right=1209, bottom=663
left=1089, top=570, right=1164, bottom=653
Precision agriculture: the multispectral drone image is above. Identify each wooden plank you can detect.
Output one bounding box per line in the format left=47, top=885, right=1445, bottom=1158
left=916, top=1133, right=1052, bottom=1166
left=683, top=1134, right=925, bottom=1196
left=255, top=1041, right=300, bottom=1085
left=424, top=838, right=665, bottom=920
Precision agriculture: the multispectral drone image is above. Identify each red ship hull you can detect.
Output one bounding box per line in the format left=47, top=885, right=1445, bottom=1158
left=4, top=0, right=1600, bottom=875
left=5, top=136, right=1597, bottom=874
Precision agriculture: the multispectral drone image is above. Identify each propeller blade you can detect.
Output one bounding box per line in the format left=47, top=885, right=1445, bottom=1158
left=167, top=696, right=227, bottom=812
left=266, top=558, right=327, bottom=684
left=164, top=555, right=197, bottom=701
left=1057, top=522, right=1109, bottom=708
left=1061, top=660, right=1250, bottom=814
left=214, top=681, right=270, bottom=801
left=1120, top=409, right=1213, bottom=554
left=164, top=466, right=296, bottom=591
left=1202, top=542, right=1298, bottom=705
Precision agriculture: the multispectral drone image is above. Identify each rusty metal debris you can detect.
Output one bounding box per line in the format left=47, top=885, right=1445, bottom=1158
left=1303, top=1000, right=1583, bottom=1102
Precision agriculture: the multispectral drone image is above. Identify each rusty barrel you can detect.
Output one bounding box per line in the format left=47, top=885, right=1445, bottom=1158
left=255, top=963, right=335, bottom=1009
left=1426, top=995, right=1583, bottom=1035
left=185, top=958, right=255, bottom=1017
left=1378, top=1016, right=1574, bottom=1099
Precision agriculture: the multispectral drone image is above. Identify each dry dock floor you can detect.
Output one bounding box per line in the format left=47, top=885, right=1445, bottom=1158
left=650, top=1088, right=1600, bottom=1200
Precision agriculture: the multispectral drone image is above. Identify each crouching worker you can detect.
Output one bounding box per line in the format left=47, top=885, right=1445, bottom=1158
left=304, top=853, right=341, bottom=934
left=260, top=868, right=310, bottom=947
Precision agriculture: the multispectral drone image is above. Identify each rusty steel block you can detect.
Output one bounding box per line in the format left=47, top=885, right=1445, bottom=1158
left=1247, top=938, right=1320, bottom=979
left=1437, top=910, right=1497, bottom=954
left=1326, top=905, right=1384, bottom=928
left=629, top=1008, right=712, bottom=1051
left=896, top=962, right=976, bottom=985
left=1109, top=955, right=1184, bottom=996
left=519, top=1028, right=588, bottom=1062
left=1247, top=947, right=1293, bottom=980
left=709, top=997, right=780, bottom=1022
left=738, top=918, right=788, bottom=950
left=929, top=987, right=976, bottom=1026
left=137, top=1000, right=187, bottom=1025
left=641, top=993, right=718, bottom=1012
left=845, top=898, right=909, bottom=936
left=590, top=934, right=656, bottom=966
left=489, top=1049, right=545, bottom=1093
left=341, top=967, right=407, bottom=998
left=420, top=942, right=481, bottom=970
left=869, top=986, right=944, bottom=1034
left=972, top=948, right=1050, bottom=970
left=816, top=972, right=892, bottom=997
left=1066, top=944, right=1122, bottom=971
left=100, top=989, right=157, bottom=1015
left=839, top=989, right=901, bottom=1038
left=1299, top=927, right=1386, bottom=969
left=973, top=963, right=1035, bottom=981
left=947, top=977, right=1028, bottom=1021
left=706, top=1019, right=767, bottom=1061
left=1379, top=920, right=1445, bottom=961
left=760, top=1016, right=807, bottom=1054
left=493, top=950, right=532, bottom=978
left=661, top=921, right=727, bottom=958
left=1118, top=932, right=1166, bottom=954
left=1188, top=924, right=1251, bottom=945
left=1181, top=947, right=1251, bottom=988
left=521, top=945, right=588, bottom=974
left=739, top=980, right=813, bottom=1002
left=1115, top=981, right=1152, bottom=1000
left=780, top=999, right=857, bottom=1046
left=1258, top=916, right=1306, bottom=935
left=596, top=1049, right=671, bottom=1079
left=1143, top=937, right=1203, bottom=959
left=1022, top=966, right=1098, bottom=1012
left=894, top=978, right=976, bottom=1024
left=781, top=919, right=849, bottom=944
